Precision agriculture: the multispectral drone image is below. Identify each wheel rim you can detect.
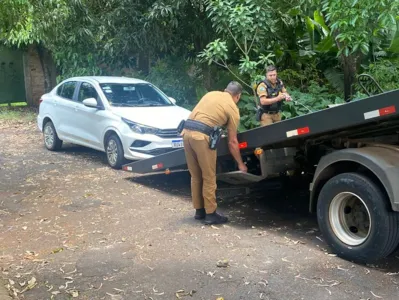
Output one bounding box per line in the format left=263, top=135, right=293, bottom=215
left=329, top=192, right=371, bottom=246
left=107, top=139, right=118, bottom=165
left=44, top=124, right=54, bottom=147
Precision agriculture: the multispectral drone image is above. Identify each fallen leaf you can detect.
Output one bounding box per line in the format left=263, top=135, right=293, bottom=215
left=69, top=290, right=79, bottom=298
left=52, top=247, right=64, bottom=254
left=216, top=259, right=229, bottom=268
left=28, top=277, right=36, bottom=288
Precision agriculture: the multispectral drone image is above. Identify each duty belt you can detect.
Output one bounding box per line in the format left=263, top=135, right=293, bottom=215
left=183, top=119, right=213, bottom=135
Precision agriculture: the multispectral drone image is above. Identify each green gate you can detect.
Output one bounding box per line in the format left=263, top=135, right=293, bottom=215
left=0, top=47, right=26, bottom=105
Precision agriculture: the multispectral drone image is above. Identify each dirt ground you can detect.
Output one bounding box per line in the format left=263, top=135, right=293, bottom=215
left=1, top=117, right=399, bottom=300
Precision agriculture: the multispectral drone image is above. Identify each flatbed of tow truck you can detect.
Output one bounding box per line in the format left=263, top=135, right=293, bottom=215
left=122, top=88, right=399, bottom=264
left=122, top=89, right=399, bottom=175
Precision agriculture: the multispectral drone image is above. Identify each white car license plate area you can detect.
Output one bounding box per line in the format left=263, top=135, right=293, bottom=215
left=171, top=139, right=184, bottom=148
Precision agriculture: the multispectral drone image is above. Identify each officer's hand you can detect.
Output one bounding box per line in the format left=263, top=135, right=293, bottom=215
left=278, top=94, right=286, bottom=101
left=238, top=163, right=248, bottom=173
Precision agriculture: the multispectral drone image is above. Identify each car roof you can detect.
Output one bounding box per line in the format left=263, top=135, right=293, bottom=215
left=64, top=76, right=149, bottom=84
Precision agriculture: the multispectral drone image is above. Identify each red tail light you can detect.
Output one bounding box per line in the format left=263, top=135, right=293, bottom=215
left=239, top=142, right=248, bottom=149
left=38, top=98, right=43, bottom=105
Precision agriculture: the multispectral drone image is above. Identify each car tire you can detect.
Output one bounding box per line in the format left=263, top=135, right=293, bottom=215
left=105, top=134, right=126, bottom=169
left=43, top=121, right=63, bottom=151
left=317, top=172, right=399, bottom=263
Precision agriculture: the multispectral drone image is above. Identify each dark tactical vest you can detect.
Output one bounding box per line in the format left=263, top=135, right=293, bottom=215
left=257, top=78, right=284, bottom=112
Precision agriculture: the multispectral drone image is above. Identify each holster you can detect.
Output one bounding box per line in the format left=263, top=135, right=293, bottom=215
left=208, top=127, right=223, bottom=150
left=255, top=107, right=264, bottom=122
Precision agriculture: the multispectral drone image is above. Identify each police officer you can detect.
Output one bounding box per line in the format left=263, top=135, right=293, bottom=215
left=182, top=81, right=247, bottom=225
left=256, top=65, right=291, bottom=126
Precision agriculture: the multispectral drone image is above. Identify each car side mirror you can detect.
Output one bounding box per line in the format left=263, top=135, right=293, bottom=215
left=168, top=97, right=177, bottom=105
left=82, top=98, right=99, bottom=108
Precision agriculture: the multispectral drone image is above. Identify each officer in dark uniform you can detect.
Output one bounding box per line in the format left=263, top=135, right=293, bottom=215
left=256, top=65, right=291, bottom=126
left=181, top=81, right=247, bottom=225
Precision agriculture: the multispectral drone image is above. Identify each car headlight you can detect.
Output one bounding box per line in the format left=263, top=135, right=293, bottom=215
left=122, top=117, right=159, bottom=135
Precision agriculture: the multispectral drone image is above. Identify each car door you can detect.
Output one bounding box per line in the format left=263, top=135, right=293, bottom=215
left=72, top=81, right=107, bottom=149
left=52, top=81, right=79, bottom=141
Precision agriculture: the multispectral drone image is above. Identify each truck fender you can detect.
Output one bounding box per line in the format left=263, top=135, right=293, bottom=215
left=309, top=146, right=399, bottom=213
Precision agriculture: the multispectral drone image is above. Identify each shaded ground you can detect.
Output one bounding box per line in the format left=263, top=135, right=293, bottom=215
left=1, top=116, right=399, bottom=300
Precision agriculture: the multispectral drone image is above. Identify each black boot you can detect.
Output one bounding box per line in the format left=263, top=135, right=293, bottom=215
left=204, top=211, right=228, bottom=225
left=194, top=208, right=206, bottom=220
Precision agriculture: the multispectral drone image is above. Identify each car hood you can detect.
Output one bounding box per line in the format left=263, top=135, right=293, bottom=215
left=111, top=105, right=191, bottom=129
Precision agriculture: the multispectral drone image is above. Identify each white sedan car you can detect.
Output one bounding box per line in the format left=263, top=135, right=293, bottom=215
left=37, top=76, right=191, bottom=169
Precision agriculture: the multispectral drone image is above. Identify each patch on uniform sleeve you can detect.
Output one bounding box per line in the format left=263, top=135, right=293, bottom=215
left=259, top=86, right=266, bottom=92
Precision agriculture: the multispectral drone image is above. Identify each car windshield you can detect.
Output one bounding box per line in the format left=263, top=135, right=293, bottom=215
left=99, top=83, right=173, bottom=107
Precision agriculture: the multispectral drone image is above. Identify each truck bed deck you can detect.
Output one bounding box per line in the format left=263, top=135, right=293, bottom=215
left=122, top=89, right=399, bottom=174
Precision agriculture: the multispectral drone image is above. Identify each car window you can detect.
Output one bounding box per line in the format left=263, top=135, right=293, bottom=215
left=56, top=81, right=77, bottom=100
left=78, top=82, right=99, bottom=103
left=99, top=83, right=173, bottom=107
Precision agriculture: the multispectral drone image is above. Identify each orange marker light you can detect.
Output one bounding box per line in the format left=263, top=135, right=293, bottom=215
left=165, top=169, right=171, bottom=175
left=254, top=148, right=263, bottom=155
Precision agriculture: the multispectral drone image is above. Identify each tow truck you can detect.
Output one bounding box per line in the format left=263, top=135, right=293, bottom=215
left=122, top=75, right=399, bottom=263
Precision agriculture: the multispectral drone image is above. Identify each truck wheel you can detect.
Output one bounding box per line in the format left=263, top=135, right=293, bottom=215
left=105, top=134, right=126, bottom=169
left=43, top=121, right=63, bottom=151
left=317, top=172, right=399, bottom=263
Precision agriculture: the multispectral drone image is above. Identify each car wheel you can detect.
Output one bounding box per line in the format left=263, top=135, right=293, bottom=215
left=43, top=121, right=63, bottom=151
left=106, top=134, right=126, bottom=169
left=317, top=172, right=399, bottom=263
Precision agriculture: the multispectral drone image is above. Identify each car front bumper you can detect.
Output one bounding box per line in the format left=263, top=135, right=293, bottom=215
left=120, top=130, right=184, bottom=161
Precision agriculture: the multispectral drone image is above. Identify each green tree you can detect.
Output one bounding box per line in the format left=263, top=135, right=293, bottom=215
left=321, top=0, right=399, bottom=100
left=0, top=0, right=71, bottom=95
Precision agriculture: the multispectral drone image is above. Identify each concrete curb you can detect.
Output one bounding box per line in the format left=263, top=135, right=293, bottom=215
left=0, top=278, right=12, bottom=300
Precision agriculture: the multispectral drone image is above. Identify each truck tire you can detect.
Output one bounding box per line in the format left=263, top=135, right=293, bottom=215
left=43, top=120, right=63, bottom=151
left=105, top=134, right=126, bottom=169
left=317, top=172, right=399, bottom=263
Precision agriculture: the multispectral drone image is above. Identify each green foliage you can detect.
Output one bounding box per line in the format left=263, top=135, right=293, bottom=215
left=322, top=0, right=399, bottom=57
left=237, top=93, right=259, bottom=131
left=360, top=58, right=399, bottom=92
left=143, top=57, right=201, bottom=109
left=278, top=61, right=326, bottom=91
left=282, top=82, right=344, bottom=119
left=0, top=0, right=71, bottom=47
left=198, top=0, right=277, bottom=89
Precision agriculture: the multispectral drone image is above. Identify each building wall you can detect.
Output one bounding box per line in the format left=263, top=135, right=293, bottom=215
left=0, top=46, right=26, bottom=104
left=23, top=45, right=46, bottom=106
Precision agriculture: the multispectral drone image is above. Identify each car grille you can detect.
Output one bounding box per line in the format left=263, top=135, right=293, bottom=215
left=156, top=129, right=180, bottom=139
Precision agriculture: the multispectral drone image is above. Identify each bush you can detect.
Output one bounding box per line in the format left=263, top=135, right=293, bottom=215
left=283, top=82, right=345, bottom=119
left=282, top=82, right=344, bottom=119
left=360, top=58, right=399, bottom=92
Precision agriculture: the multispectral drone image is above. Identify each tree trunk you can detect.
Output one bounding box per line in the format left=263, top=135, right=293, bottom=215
left=36, top=44, right=57, bottom=93
left=137, top=52, right=150, bottom=75
left=341, top=54, right=357, bottom=102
